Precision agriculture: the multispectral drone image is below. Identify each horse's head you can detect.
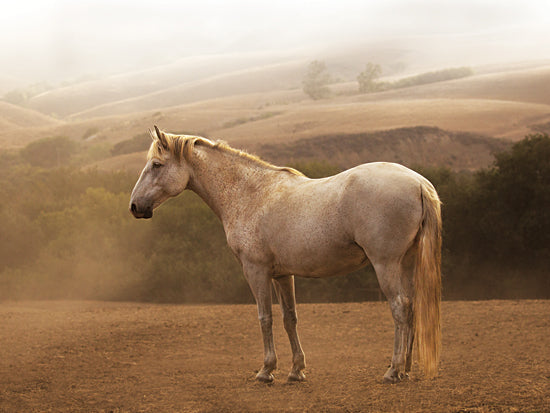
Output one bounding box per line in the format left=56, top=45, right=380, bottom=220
left=130, top=126, right=191, bottom=219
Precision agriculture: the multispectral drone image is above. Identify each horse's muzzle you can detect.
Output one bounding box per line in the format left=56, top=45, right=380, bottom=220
left=130, top=203, right=153, bottom=219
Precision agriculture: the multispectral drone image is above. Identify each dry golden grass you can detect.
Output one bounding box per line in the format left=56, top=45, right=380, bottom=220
left=257, top=126, right=509, bottom=171
left=67, top=60, right=305, bottom=120
left=0, top=101, right=60, bottom=129
left=216, top=98, right=550, bottom=146
left=0, top=90, right=303, bottom=148
left=25, top=58, right=305, bottom=119
left=362, top=65, right=550, bottom=106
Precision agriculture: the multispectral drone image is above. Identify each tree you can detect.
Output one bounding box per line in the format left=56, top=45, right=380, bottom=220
left=357, top=62, right=382, bottom=93
left=472, top=133, right=550, bottom=263
left=302, top=60, right=331, bottom=100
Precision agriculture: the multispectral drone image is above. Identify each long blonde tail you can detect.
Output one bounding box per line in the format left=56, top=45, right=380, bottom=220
left=414, top=181, right=442, bottom=378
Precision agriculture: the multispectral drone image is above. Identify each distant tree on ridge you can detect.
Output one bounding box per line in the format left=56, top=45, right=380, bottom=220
left=357, top=62, right=382, bottom=93
left=302, top=60, right=331, bottom=100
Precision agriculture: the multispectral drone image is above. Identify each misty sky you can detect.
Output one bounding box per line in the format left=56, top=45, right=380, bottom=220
left=1, top=0, right=549, bottom=84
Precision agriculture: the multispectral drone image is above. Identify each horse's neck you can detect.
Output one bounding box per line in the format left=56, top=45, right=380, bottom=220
left=187, top=147, right=282, bottom=223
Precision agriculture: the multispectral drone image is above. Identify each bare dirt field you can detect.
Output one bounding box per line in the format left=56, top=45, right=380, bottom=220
left=0, top=300, right=548, bottom=412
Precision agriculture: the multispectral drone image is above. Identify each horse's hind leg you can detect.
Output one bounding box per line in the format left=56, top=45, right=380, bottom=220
left=373, top=257, right=415, bottom=383
left=273, top=275, right=306, bottom=381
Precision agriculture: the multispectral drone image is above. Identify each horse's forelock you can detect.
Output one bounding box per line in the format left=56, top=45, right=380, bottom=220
left=147, top=133, right=203, bottom=162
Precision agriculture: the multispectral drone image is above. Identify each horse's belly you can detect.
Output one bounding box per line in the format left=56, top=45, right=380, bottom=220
left=273, top=241, right=369, bottom=278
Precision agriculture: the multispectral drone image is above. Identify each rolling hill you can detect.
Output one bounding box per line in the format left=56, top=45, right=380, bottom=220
left=89, top=126, right=508, bottom=175
left=67, top=60, right=307, bottom=120
left=2, top=55, right=550, bottom=172
left=213, top=97, right=550, bottom=145
left=26, top=52, right=306, bottom=118
left=357, top=65, right=550, bottom=107
left=0, top=101, right=60, bottom=130
left=258, top=126, right=509, bottom=171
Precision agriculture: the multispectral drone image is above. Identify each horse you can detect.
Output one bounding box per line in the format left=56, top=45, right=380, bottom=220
left=130, top=126, right=442, bottom=384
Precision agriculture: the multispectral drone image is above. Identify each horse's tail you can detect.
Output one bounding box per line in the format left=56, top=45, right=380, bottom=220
left=414, top=180, right=442, bottom=379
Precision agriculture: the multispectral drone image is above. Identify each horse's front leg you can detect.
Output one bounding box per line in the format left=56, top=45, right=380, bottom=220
left=272, top=275, right=306, bottom=381
left=243, top=263, right=277, bottom=383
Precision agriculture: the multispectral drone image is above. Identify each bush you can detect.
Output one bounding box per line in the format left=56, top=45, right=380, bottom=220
left=111, top=133, right=151, bottom=156
left=2, top=82, right=53, bottom=106
left=20, top=136, right=78, bottom=168
left=356, top=66, right=474, bottom=94
left=391, top=67, right=474, bottom=89
left=82, top=127, right=99, bottom=140
left=1, top=134, right=548, bottom=302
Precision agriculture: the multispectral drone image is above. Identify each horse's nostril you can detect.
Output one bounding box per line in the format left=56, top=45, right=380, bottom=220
left=131, top=203, right=137, bottom=213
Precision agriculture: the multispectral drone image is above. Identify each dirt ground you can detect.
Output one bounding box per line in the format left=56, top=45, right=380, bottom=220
left=0, top=300, right=548, bottom=412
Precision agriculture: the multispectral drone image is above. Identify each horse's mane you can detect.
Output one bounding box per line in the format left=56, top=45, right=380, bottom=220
left=148, top=130, right=304, bottom=176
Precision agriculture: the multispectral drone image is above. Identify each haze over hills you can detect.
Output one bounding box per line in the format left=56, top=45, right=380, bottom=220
left=1, top=0, right=550, bottom=173
left=26, top=52, right=308, bottom=118
left=0, top=74, right=25, bottom=95
left=65, top=60, right=308, bottom=120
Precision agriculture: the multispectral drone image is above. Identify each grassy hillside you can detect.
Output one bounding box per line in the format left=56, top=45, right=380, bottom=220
left=91, top=126, right=509, bottom=176
left=257, top=126, right=509, bottom=171
left=68, top=60, right=307, bottom=119
left=0, top=101, right=60, bottom=132
left=26, top=53, right=306, bottom=118
left=358, top=65, right=550, bottom=106
left=215, top=97, right=550, bottom=144
left=3, top=60, right=550, bottom=171
left=21, top=45, right=416, bottom=119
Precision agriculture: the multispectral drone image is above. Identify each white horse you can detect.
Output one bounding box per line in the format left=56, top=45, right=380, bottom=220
left=130, top=126, right=442, bottom=383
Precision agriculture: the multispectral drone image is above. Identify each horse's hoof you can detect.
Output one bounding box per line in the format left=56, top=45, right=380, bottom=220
left=287, top=371, right=306, bottom=382
left=383, top=374, right=399, bottom=384
left=383, top=368, right=408, bottom=384
left=255, top=371, right=274, bottom=383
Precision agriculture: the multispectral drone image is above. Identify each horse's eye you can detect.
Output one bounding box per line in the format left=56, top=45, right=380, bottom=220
left=152, top=161, right=163, bottom=169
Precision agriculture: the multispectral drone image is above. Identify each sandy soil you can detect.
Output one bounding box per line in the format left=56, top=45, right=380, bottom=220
left=0, top=300, right=548, bottom=412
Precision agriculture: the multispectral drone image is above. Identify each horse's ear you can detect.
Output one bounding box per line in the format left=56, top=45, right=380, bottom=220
left=154, top=125, right=168, bottom=149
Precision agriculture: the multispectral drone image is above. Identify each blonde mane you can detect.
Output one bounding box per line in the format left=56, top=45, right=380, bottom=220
left=148, top=129, right=304, bottom=176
